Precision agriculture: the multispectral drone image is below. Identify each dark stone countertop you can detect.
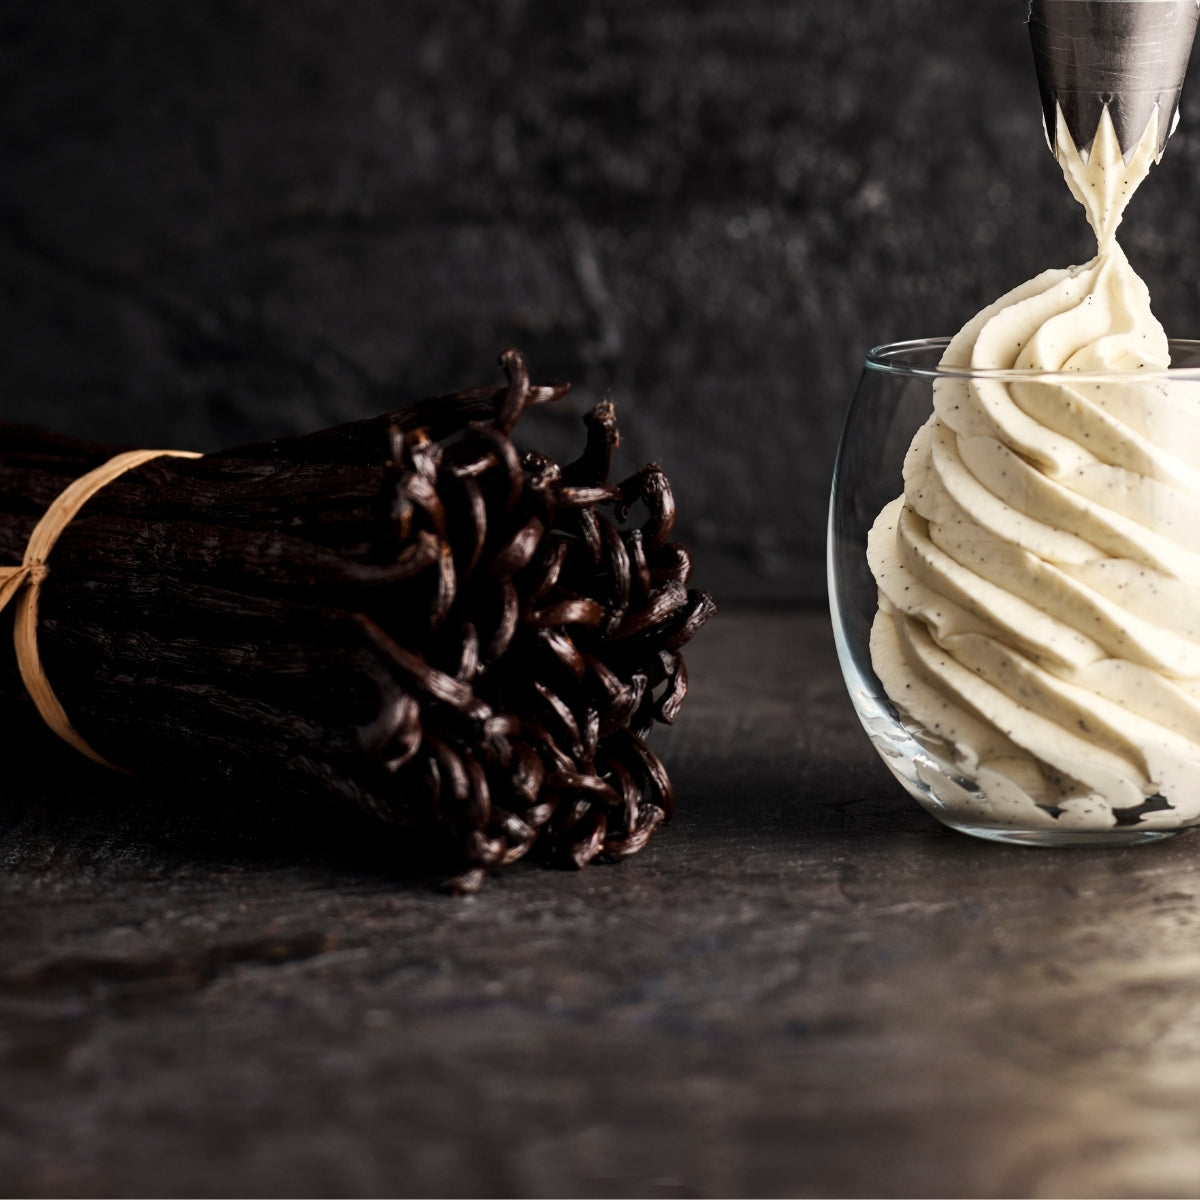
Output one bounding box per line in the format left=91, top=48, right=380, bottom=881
left=4, top=609, right=1200, bottom=1198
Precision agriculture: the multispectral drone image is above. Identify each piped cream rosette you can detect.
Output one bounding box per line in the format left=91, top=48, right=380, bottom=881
left=867, top=108, right=1200, bottom=829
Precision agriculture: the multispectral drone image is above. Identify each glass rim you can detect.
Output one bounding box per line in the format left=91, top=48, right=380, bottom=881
left=865, top=336, right=1200, bottom=382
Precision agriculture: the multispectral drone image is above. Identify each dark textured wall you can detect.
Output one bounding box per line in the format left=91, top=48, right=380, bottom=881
left=4, top=1, right=1200, bottom=601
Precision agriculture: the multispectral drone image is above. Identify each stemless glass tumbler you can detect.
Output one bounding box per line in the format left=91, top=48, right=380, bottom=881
left=828, top=338, right=1200, bottom=846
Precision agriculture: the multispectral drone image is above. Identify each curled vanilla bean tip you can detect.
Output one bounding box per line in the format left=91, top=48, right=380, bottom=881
left=496, top=348, right=533, bottom=434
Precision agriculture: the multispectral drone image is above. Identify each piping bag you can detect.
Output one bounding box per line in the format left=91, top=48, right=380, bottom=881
left=1028, top=0, right=1200, bottom=158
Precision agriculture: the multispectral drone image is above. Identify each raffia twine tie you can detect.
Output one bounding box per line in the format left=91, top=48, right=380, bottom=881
left=0, top=448, right=201, bottom=771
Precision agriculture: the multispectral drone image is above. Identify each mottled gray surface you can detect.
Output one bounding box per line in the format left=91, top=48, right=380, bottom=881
left=3, top=0, right=1200, bottom=602
left=4, top=611, right=1200, bottom=1198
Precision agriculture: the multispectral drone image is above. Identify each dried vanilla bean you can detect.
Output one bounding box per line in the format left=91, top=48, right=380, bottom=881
left=0, top=352, right=714, bottom=888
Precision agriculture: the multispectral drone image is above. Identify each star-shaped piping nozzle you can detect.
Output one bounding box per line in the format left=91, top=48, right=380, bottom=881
left=1028, top=0, right=1200, bottom=160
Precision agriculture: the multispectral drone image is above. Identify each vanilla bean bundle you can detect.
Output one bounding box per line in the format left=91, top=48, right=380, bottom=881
left=0, top=352, right=714, bottom=889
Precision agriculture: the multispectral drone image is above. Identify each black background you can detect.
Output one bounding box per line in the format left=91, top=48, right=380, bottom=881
left=4, top=0, right=1200, bottom=601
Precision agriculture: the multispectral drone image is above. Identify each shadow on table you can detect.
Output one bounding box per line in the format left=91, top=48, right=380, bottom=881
left=1, top=721, right=466, bottom=893
left=671, top=755, right=924, bottom=834
left=0, top=721, right=927, bottom=899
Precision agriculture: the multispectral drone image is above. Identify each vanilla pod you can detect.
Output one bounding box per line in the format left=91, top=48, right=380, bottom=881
left=0, top=352, right=714, bottom=889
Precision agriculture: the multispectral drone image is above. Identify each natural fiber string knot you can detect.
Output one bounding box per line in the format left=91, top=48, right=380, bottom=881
left=0, top=448, right=201, bottom=770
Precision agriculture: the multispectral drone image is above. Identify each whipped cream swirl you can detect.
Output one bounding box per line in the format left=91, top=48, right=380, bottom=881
left=867, top=108, right=1200, bottom=829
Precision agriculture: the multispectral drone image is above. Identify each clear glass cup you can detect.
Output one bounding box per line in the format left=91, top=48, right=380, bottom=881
left=828, top=337, right=1200, bottom=846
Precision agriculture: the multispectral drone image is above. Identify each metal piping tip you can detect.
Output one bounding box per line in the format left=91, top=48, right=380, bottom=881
left=1027, top=0, right=1200, bottom=160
